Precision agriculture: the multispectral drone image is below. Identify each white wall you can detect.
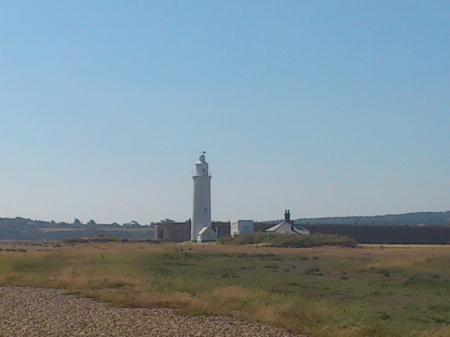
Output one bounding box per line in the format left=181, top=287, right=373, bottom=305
left=230, top=220, right=254, bottom=237
left=197, top=226, right=218, bottom=242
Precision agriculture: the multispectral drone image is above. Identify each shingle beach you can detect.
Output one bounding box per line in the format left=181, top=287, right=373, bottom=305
left=0, top=287, right=306, bottom=337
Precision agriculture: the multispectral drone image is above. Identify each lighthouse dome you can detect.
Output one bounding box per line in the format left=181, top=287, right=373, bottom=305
left=196, top=153, right=208, bottom=165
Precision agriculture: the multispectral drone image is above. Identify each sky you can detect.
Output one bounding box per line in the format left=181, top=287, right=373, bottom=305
left=0, top=1, right=449, bottom=224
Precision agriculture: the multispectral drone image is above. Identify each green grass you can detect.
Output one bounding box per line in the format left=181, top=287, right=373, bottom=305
left=1, top=242, right=450, bottom=337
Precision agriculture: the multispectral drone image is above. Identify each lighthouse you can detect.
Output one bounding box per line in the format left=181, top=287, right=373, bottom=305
left=191, top=152, right=216, bottom=242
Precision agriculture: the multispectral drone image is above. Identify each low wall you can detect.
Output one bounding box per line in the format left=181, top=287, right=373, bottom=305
left=302, top=224, right=450, bottom=244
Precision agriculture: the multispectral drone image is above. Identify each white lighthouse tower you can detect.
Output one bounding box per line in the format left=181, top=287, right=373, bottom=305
left=191, top=152, right=216, bottom=242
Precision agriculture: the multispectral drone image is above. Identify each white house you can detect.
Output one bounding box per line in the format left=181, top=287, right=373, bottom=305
left=230, top=220, right=254, bottom=237
left=266, top=210, right=310, bottom=235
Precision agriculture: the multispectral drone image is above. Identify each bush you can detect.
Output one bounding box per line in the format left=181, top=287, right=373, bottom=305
left=218, top=232, right=358, bottom=248
left=91, top=236, right=120, bottom=243
left=62, top=236, right=121, bottom=244
left=63, top=238, right=90, bottom=244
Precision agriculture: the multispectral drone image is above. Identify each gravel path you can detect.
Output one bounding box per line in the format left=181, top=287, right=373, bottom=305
left=0, top=287, right=305, bottom=337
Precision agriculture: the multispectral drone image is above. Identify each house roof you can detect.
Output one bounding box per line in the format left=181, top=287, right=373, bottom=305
left=197, top=226, right=214, bottom=235
left=266, top=221, right=310, bottom=235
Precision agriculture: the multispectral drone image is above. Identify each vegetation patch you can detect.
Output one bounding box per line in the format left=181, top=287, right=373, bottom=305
left=218, top=232, right=358, bottom=248
left=0, top=242, right=449, bottom=337
left=64, top=236, right=121, bottom=244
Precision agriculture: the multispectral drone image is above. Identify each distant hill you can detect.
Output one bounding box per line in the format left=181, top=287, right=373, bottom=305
left=1, top=211, right=449, bottom=241
left=0, top=217, right=155, bottom=241
left=294, top=211, right=450, bottom=226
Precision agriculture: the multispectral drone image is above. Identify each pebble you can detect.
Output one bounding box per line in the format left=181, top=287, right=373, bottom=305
left=0, top=287, right=306, bottom=337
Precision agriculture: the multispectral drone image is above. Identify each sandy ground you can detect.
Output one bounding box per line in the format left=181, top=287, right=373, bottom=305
left=0, top=287, right=306, bottom=337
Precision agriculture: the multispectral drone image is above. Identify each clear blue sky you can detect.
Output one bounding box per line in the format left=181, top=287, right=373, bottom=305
left=0, top=1, right=449, bottom=224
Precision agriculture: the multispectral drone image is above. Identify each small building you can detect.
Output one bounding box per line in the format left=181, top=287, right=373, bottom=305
left=197, top=226, right=218, bottom=242
left=212, top=221, right=232, bottom=239
left=230, top=220, right=254, bottom=237
left=154, top=220, right=191, bottom=242
left=266, top=210, right=310, bottom=235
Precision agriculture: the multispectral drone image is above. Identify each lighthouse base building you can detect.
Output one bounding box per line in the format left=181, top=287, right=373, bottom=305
left=196, top=226, right=218, bottom=242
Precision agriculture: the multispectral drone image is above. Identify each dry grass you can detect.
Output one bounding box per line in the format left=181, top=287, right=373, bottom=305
left=419, top=326, right=450, bottom=337
left=1, top=242, right=450, bottom=337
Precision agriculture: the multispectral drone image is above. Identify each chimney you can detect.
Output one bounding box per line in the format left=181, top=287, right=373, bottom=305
left=285, top=210, right=294, bottom=231
left=284, top=210, right=291, bottom=223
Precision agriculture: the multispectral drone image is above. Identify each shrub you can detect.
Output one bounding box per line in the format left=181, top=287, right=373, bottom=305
left=218, top=233, right=358, bottom=248
left=63, top=238, right=90, bottom=244
left=305, top=267, right=320, bottom=275
left=91, top=236, right=121, bottom=243
left=217, top=235, right=233, bottom=244
left=62, top=236, right=120, bottom=244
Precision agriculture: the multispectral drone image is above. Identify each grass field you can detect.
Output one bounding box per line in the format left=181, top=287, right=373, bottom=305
left=0, top=242, right=449, bottom=337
